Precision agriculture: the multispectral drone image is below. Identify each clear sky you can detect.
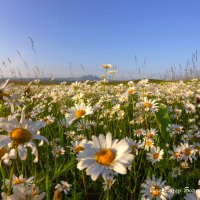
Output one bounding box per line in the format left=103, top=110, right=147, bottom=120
left=0, top=0, right=200, bottom=79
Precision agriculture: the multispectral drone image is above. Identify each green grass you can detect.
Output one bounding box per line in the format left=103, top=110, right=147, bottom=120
left=0, top=80, right=200, bottom=199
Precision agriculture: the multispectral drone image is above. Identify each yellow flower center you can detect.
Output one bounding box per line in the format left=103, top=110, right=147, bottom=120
left=173, top=152, right=180, bottom=158
left=136, top=117, right=143, bottom=123
left=10, top=128, right=32, bottom=144
left=175, top=127, right=181, bottom=132
left=141, top=93, right=147, bottom=97
left=128, top=89, right=134, bottom=95
left=114, top=107, right=120, bottom=111
left=145, top=140, right=152, bottom=147
left=150, top=185, right=161, bottom=197
left=183, top=148, right=191, bottom=155
left=143, top=102, right=152, bottom=108
left=13, top=179, right=24, bottom=185
left=146, top=133, right=153, bottom=138
left=77, top=137, right=84, bottom=141
left=188, top=107, right=192, bottom=110
left=102, top=65, right=111, bottom=69
left=55, top=149, right=62, bottom=155
left=136, top=130, right=142, bottom=135
left=180, top=162, right=188, bottom=169
left=62, top=185, right=68, bottom=190
left=131, top=144, right=137, bottom=150
left=153, top=153, right=159, bottom=159
left=75, top=109, right=86, bottom=118
left=0, top=147, right=7, bottom=159
left=75, top=146, right=84, bottom=153
left=96, top=148, right=115, bottom=166
left=43, top=118, right=49, bottom=123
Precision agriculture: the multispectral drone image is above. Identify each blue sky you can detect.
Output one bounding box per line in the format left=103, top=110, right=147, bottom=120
left=0, top=0, right=200, bottom=79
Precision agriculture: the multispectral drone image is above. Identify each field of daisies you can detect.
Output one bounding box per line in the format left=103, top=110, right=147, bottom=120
left=0, top=77, right=200, bottom=200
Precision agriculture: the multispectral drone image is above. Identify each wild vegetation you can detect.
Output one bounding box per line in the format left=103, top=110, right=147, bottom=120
left=0, top=71, right=200, bottom=199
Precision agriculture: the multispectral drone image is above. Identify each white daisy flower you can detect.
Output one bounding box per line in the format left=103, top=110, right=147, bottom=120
left=70, top=138, right=88, bottom=154
left=138, top=79, right=149, bottom=86
left=185, top=103, right=196, bottom=113
left=71, top=92, right=84, bottom=103
left=65, top=131, right=76, bottom=139
left=168, top=145, right=182, bottom=161
left=125, top=137, right=143, bottom=155
left=55, top=181, right=72, bottom=195
left=180, top=161, right=190, bottom=169
left=127, top=87, right=136, bottom=95
left=167, top=124, right=184, bottom=135
left=184, top=189, right=200, bottom=200
left=0, top=111, right=48, bottom=162
left=65, top=103, right=93, bottom=123
left=101, top=64, right=113, bottom=69
left=118, top=94, right=128, bottom=103
left=134, top=129, right=145, bottom=138
left=52, top=145, right=65, bottom=157
left=5, top=174, right=34, bottom=189
left=141, top=175, right=174, bottom=200
left=128, top=81, right=134, bottom=87
left=142, top=97, right=159, bottom=113
left=1, top=183, right=45, bottom=200
left=147, top=146, right=164, bottom=164
left=179, top=142, right=197, bottom=163
left=41, top=115, right=55, bottom=125
left=112, top=104, right=121, bottom=112
left=145, top=128, right=158, bottom=139
left=142, top=139, right=154, bottom=151
left=77, top=132, right=134, bottom=181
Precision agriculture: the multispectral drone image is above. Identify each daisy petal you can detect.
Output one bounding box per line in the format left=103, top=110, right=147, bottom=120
left=99, top=134, right=106, bottom=149
left=114, top=139, right=129, bottom=154
left=106, top=132, right=112, bottom=148
left=27, top=121, right=45, bottom=134
left=90, top=165, right=103, bottom=181
left=92, top=135, right=100, bottom=148
left=18, top=145, right=27, bottom=160
left=0, top=118, right=18, bottom=132
left=112, top=162, right=127, bottom=174
left=8, top=149, right=17, bottom=159
left=32, top=134, right=49, bottom=144
left=0, top=135, right=11, bottom=148
left=77, top=159, right=95, bottom=170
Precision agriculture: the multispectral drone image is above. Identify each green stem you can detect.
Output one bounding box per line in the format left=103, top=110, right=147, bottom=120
left=0, top=163, right=6, bottom=192
left=82, top=171, right=88, bottom=200
left=7, top=163, right=14, bottom=195
left=46, top=145, right=50, bottom=200
left=106, top=188, right=109, bottom=200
